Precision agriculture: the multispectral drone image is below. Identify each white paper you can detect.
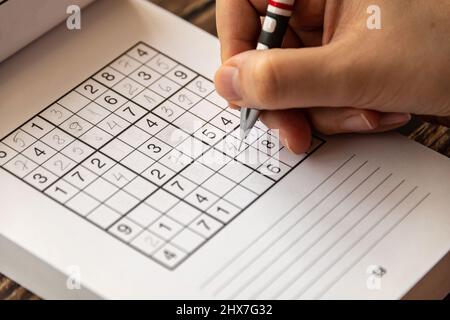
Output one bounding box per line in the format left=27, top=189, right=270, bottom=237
left=0, top=0, right=94, bottom=63
left=0, top=0, right=449, bottom=300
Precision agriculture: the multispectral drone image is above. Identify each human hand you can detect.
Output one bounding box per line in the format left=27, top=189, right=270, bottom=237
left=215, top=0, right=450, bottom=153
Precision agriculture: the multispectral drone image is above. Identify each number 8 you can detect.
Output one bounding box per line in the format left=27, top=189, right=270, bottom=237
left=102, top=72, right=115, bottom=81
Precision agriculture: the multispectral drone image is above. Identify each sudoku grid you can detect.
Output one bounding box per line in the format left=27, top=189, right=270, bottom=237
left=0, top=42, right=324, bottom=270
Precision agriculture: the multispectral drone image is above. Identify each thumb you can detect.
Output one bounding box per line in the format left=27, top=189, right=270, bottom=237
left=215, top=45, right=363, bottom=110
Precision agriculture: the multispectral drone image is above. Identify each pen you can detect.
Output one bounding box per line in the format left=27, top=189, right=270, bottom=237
left=239, top=0, right=296, bottom=145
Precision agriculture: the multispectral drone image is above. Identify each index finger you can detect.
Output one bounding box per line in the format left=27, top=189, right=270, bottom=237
left=216, top=0, right=326, bottom=62
left=216, top=0, right=263, bottom=62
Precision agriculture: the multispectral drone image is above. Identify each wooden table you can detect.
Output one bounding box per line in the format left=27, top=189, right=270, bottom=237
left=1, top=0, right=449, bottom=300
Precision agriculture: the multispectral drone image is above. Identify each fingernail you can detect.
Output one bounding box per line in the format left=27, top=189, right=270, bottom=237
left=284, top=137, right=295, bottom=154
left=379, top=113, right=411, bottom=126
left=215, top=66, right=241, bottom=101
left=341, top=113, right=376, bottom=132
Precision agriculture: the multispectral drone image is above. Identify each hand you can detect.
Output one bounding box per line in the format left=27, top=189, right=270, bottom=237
left=215, top=0, right=450, bottom=153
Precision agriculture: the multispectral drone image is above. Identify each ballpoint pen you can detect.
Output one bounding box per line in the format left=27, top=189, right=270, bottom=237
left=239, top=0, right=296, bottom=146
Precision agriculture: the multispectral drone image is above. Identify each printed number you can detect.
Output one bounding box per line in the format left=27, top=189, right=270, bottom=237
left=123, top=106, right=136, bottom=117
left=150, top=169, right=166, bottom=180
left=84, top=84, right=99, bottom=95
left=71, top=171, right=85, bottom=182
left=91, top=158, right=106, bottom=169
left=137, top=48, right=148, bottom=57
left=196, top=193, right=208, bottom=203
left=34, top=147, right=46, bottom=157
left=147, top=144, right=162, bottom=153
left=117, top=224, right=132, bottom=235
left=55, top=186, right=67, bottom=195
left=163, top=249, right=177, bottom=261
left=31, top=122, right=43, bottom=131
left=266, top=164, right=281, bottom=174
left=202, top=129, right=216, bottom=140
left=170, top=180, right=184, bottom=191
left=174, top=70, right=187, bottom=80
left=196, top=219, right=210, bottom=230
left=102, top=72, right=115, bottom=81
left=138, top=71, right=152, bottom=80
left=104, top=95, right=117, bottom=105
left=33, top=173, right=48, bottom=184
left=146, top=119, right=158, bottom=128
left=159, top=222, right=172, bottom=231
left=221, top=117, right=232, bottom=126
left=0, top=151, right=7, bottom=158
left=262, top=140, right=275, bottom=149
left=217, top=206, right=230, bottom=215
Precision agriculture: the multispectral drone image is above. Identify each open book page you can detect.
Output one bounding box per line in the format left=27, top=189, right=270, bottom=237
left=0, top=0, right=449, bottom=299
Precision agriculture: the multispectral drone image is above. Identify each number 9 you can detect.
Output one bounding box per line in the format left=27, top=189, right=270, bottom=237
left=117, top=224, right=132, bottom=235
left=174, top=70, right=187, bottom=80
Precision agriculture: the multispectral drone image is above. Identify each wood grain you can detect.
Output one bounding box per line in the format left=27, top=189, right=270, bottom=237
left=1, top=0, right=448, bottom=300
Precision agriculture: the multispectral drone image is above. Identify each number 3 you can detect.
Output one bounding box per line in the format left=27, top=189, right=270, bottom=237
left=33, top=173, right=48, bottom=184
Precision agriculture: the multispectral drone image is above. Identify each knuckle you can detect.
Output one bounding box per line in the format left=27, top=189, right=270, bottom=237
left=250, top=53, right=281, bottom=107
left=329, top=49, right=371, bottom=106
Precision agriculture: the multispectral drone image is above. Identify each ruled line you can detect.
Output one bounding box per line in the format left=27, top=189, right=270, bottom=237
left=293, top=187, right=427, bottom=299
left=200, top=154, right=356, bottom=290
left=228, top=165, right=379, bottom=299
left=249, top=171, right=392, bottom=299
left=313, top=191, right=429, bottom=299
left=213, top=158, right=367, bottom=296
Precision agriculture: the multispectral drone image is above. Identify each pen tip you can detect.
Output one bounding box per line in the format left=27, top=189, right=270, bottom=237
left=238, top=139, right=244, bottom=151
left=240, top=128, right=250, bottom=140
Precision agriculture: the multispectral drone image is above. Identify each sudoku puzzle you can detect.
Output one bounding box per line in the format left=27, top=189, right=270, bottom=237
left=0, top=42, right=324, bottom=269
